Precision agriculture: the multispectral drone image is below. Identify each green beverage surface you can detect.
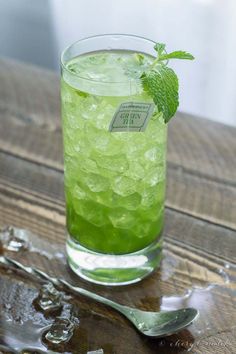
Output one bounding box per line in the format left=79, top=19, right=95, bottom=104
left=62, top=50, right=167, bottom=254
left=66, top=50, right=153, bottom=83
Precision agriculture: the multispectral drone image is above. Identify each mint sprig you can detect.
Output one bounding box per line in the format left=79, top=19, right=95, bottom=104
left=141, top=43, right=194, bottom=123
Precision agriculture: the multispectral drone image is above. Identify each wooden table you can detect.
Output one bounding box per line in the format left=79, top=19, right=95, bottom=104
left=0, top=57, right=235, bottom=353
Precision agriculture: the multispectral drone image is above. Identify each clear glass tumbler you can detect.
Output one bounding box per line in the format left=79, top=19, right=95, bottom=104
left=61, top=34, right=167, bottom=285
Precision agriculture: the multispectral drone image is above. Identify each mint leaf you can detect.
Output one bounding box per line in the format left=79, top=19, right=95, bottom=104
left=159, top=51, right=194, bottom=61
left=141, top=43, right=194, bottom=123
left=154, top=43, right=166, bottom=57
left=141, top=66, right=179, bottom=123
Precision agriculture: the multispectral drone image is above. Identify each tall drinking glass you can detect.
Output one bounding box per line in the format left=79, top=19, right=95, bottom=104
left=61, top=34, right=167, bottom=285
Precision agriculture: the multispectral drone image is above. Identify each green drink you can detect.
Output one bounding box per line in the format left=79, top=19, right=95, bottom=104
left=61, top=35, right=194, bottom=285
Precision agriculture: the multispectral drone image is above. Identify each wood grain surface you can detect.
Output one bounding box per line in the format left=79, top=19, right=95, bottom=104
left=0, top=57, right=235, bottom=354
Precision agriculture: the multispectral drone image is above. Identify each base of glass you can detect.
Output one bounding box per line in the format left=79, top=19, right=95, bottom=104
left=66, top=235, right=163, bottom=286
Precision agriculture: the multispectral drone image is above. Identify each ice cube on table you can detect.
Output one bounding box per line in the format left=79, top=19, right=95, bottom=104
left=0, top=226, right=30, bottom=252
left=36, top=283, right=63, bottom=313
left=45, top=317, right=75, bottom=344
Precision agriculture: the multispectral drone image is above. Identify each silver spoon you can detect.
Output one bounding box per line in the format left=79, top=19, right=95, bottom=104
left=0, top=256, right=198, bottom=338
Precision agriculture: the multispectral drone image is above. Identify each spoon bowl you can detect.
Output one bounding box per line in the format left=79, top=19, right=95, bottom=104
left=122, top=306, right=198, bottom=337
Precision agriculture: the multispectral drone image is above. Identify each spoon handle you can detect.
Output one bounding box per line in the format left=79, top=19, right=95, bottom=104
left=59, top=278, right=127, bottom=314
left=0, top=256, right=127, bottom=315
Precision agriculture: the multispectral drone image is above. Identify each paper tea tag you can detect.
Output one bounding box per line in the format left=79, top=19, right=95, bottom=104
left=109, top=102, right=155, bottom=132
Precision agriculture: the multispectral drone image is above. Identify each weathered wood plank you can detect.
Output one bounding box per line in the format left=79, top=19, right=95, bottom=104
left=168, top=113, right=236, bottom=184
left=166, top=164, right=236, bottom=230
left=164, top=209, right=236, bottom=263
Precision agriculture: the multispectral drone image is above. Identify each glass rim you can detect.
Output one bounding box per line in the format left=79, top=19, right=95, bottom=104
left=60, top=33, right=157, bottom=84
